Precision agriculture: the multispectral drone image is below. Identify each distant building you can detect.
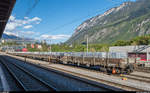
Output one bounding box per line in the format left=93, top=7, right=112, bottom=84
left=0, top=45, right=26, bottom=52
left=42, top=40, right=46, bottom=44
left=1, top=40, right=5, bottom=43
left=22, top=48, right=28, bottom=52
left=109, top=45, right=150, bottom=61
left=69, top=44, right=73, bottom=47
left=2, top=39, right=36, bottom=45
left=31, top=44, right=35, bottom=48
left=36, top=44, right=42, bottom=49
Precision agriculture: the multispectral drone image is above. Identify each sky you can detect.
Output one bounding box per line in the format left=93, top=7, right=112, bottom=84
left=4, top=0, right=136, bottom=44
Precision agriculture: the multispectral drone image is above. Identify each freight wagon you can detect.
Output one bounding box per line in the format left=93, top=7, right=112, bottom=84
left=8, top=52, right=136, bottom=74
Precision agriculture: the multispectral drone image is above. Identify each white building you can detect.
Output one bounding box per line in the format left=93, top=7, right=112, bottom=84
left=109, top=45, right=150, bottom=61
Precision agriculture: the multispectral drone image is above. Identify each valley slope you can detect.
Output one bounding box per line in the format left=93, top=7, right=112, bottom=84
left=66, top=0, right=150, bottom=44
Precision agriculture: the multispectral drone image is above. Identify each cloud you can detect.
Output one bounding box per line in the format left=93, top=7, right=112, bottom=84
left=4, top=15, right=42, bottom=38
left=5, top=15, right=42, bottom=31
left=23, top=25, right=33, bottom=29
left=21, top=31, right=35, bottom=35
left=4, top=31, right=36, bottom=37
left=24, top=17, right=29, bottom=19
left=29, top=17, right=42, bottom=22
left=41, top=34, right=71, bottom=40
left=9, top=15, right=15, bottom=21
left=5, top=22, right=19, bottom=31
left=4, top=31, right=18, bottom=36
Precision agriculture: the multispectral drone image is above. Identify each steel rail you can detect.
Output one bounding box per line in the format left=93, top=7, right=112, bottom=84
left=10, top=62, right=57, bottom=91
left=65, top=64, right=150, bottom=89
left=1, top=56, right=56, bottom=91
left=24, top=60, right=145, bottom=91
left=135, top=68, right=150, bottom=73
left=23, top=63, right=121, bottom=91
left=0, top=57, right=27, bottom=91
left=5, top=53, right=148, bottom=91
left=60, top=63, right=150, bottom=84
left=4, top=55, right=122, bottom=91
left=129, top=74, right=150, bottom=80
left=61, top=63, right=150, bottom=85
left=122, top=75, right=150, bottom=84
left=59, top=63, right=150, bottom=87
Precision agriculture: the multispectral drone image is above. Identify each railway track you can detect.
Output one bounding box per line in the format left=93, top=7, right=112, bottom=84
left=0, top=55, right=124, bottom=91
left=19, top=58, right=145, bottom=91
left=47, top=63, right=150, bottom=85
left=135, top=68, right=150, bottom=73
left=3, top=54, right=150, bottom=91
left=123, top=74, right=150, bottom=83
left=66, top=64, right=150, bottom=86
left=0, top=56, right=56, bottom=91
left=44, top=58, right=150, bottom=85
left=129, top=74, right=150, bottom=79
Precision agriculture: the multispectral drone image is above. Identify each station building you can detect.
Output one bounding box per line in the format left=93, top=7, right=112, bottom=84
left=109, top=45, right=150, bottom=61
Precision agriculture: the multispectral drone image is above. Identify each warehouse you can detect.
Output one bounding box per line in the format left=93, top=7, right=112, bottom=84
left=109, top=45, right=150, bottom=61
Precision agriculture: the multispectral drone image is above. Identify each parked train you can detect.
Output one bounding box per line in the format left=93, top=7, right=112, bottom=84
left=7, top=52, right=136, bottom=74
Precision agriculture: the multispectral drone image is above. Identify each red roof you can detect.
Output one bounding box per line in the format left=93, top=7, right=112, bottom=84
left=22, top=48, right=28, bottom=52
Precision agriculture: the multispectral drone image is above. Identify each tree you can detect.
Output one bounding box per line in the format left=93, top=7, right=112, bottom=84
left=132, top=36, right=150, bottom=45
left=113, top=40, right=130, bottom=46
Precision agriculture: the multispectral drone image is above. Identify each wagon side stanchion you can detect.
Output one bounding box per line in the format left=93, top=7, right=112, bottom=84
left=93, top=53, right=95, bottom=66
left=82, top=53, right=84, bottom=66
left=24, top=55, right=26, bottom=62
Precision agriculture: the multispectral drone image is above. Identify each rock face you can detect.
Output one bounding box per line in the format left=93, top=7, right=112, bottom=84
left=66, top=0, right=150, bottom=44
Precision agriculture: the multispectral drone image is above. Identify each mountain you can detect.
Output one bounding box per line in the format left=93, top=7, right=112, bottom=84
left=2, top=33, right=33, bottom=41
left=2, top=33, right=22, bottom=40
left=66, top=0, right=150, bottom=45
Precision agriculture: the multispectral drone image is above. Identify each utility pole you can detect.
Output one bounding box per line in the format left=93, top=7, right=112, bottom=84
left=147, top=48, right=149, bottom=61
left=17, top=31, right=19, bottom=51
left=17, top=31, right=19, bottom=41
left=87, top=35, right=88, bottom=53
left=49, top=39, right=51, bottom=53
left=23, top=35, right=25, bottom=46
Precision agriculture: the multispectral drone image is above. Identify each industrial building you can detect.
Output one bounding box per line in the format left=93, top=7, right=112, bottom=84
left=109, top=45, right=150, bottom=61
